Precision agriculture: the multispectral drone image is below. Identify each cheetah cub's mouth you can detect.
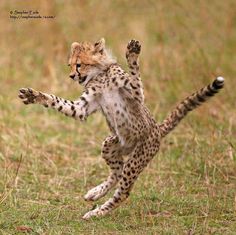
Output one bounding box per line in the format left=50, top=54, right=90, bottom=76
left=69, top=73, right=87, bottom=84
left=78, top=75, right=87, bottom=84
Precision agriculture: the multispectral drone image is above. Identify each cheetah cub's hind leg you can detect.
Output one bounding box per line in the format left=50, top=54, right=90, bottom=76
left=84, top=136, right=124, bottom=201
left=83, top=142, right=156, bottom=219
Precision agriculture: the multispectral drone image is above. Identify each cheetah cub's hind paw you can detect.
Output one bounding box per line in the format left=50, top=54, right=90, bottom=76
left=84, top=183, right=110, bottom=201
left=82, top=207, right=104, bottom=220
left=127, top=39, right=141, bottom=55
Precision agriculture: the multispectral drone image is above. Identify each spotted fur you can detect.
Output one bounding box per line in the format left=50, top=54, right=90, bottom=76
left=18, top=39, right=224, bottom=219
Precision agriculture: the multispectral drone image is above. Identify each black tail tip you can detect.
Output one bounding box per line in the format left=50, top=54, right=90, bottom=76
left=213, top=76, right=224, bottom=89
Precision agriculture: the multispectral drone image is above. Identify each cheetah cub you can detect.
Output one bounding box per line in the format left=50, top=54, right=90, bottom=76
left=19, top=38, right=224, bottom=219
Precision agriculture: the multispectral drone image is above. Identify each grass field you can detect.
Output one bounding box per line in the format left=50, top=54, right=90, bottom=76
left=1, top=0, right=236, bottom=234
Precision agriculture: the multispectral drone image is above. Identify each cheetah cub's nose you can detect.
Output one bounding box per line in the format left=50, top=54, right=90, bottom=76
left=70, top=74, right=75, bottom=79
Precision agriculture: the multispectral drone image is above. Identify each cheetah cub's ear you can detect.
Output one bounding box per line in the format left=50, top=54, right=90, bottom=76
left=70, top=42, right=80, bottom=54
left=94, top=38, right=105, bottom=54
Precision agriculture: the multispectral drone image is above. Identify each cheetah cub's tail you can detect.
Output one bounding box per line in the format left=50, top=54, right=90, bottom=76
left=159, top=77, right=224, bottom=138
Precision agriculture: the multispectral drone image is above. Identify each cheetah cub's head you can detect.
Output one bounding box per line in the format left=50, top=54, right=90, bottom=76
left=68, top=38, right=116, bottom=85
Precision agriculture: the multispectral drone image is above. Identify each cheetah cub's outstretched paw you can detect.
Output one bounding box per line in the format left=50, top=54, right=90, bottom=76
left=18, top=88, right=48, bottom=105
left=126, top=39, right=141, bottom=57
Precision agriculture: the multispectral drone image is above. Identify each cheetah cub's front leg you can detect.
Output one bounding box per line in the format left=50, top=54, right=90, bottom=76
left=126, top=40, right=144, bottom=103
left=19, top=88, right=92, bottom=120
left=126, top=39, right=141, bottom=77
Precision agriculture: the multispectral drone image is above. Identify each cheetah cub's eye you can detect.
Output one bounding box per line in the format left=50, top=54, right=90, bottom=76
left=76, top=63, right=81, bottom=69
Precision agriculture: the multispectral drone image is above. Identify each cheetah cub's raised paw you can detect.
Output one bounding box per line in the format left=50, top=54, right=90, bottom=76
left=126, top=39, right=141, bottom=56
left=18, top=88, right=48, bottom=105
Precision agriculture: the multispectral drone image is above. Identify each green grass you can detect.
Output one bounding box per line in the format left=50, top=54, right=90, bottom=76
left=1, top=0, right=236, bottom=234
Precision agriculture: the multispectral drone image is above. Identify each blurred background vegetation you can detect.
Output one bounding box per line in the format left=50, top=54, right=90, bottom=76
left=0, top=0, right=235, bottom=234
